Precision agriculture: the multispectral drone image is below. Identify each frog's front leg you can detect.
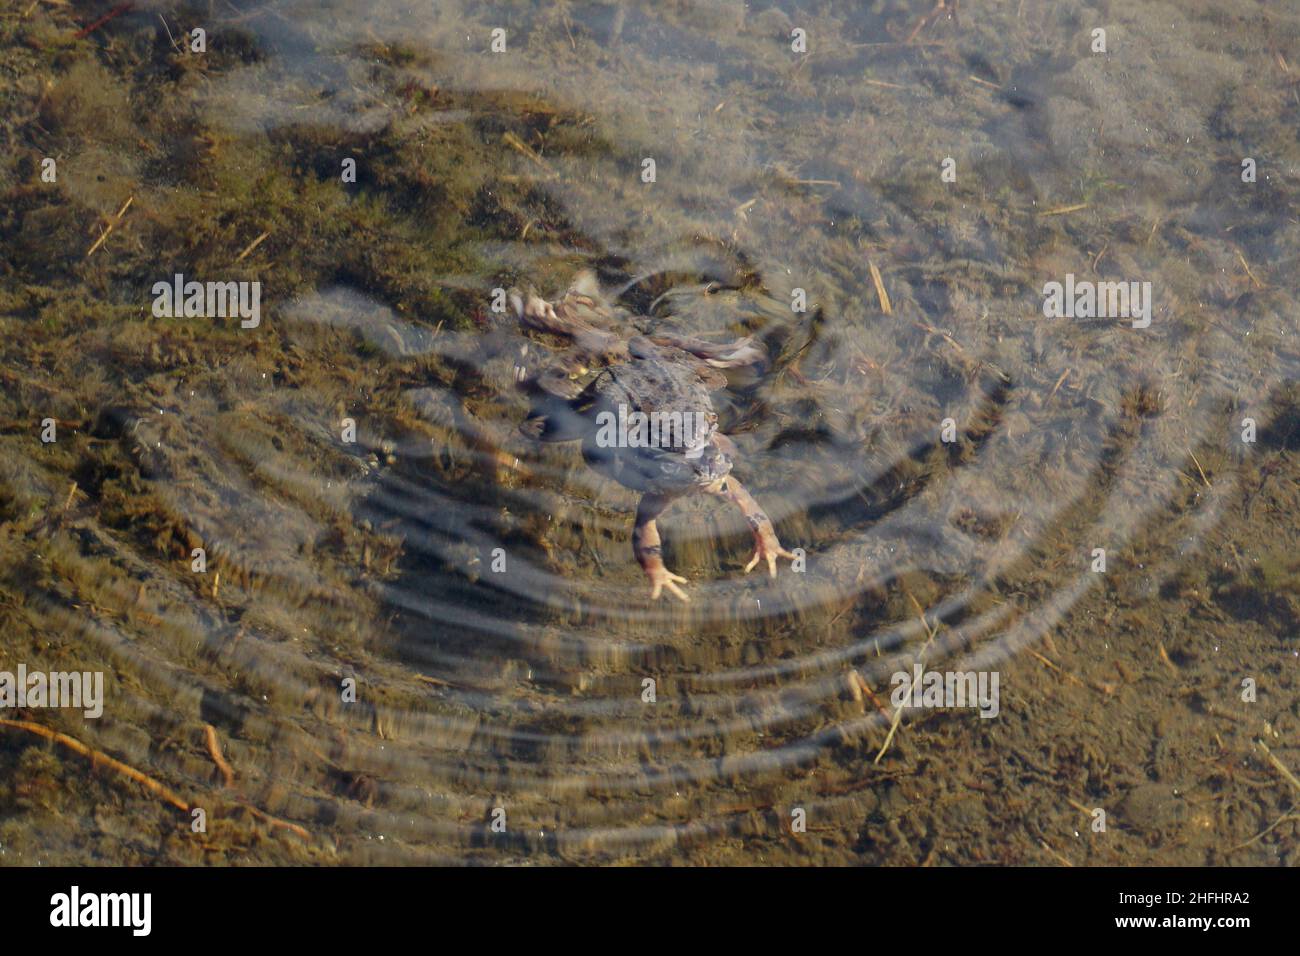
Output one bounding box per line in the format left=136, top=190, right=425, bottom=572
left=633, top=493, right=689, bottom=602
left=509, top=286, right=625, bottom=362
left=708, top=477, right=797, bottom=577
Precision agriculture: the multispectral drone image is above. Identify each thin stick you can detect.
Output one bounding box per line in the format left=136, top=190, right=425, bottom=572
left=913, top=320, right=967, bottom=355
left=157, top=13, right=180, bottom=53
left=874, top=692, right=907, bottom=764
left=86, top=195, right=133, bottom=257
left=236, top=801, right=311, bottom=840
left=1027, top=649, right=1087, bottom=689
left=0, top=717, right=189, bottom=812
left=1065, top=797, right=1095, bottom=818
left=874, top=594, right=938, bottom=764
left=1039, top=838, right=1074, bottom=867
left=1236, top=250, right=1264, bottom=289
left=1091, top=242, right=1109, bottom=272
left=868, top=260, right=892, bottom=315
left=1037, top=202, right=1089, bottom=217
left=203, top=724, right=236, bottom=787
left=1189, top=449, right=1211, bottom=488
left=74, top=2, right=132, bottom=39
left=235, top=230, right=270, bottom=263
left=1201, top=702, right=1245, bottom=724
left=502, top=131, right=557, bottom=178
left=1231, top=811, right=1300, bottom=851
left=1257, top=740, right=1300, bottom=796
left=848, top=670, right=892, bottom=719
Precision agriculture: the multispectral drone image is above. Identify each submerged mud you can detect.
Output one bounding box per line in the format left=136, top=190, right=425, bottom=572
left=0, top=1, right=1298, bottom=864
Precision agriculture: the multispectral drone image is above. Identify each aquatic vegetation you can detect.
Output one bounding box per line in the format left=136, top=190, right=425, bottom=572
left=0, top=0, right=1297, bottom=868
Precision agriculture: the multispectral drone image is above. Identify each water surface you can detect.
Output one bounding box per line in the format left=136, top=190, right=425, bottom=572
left=1, top=0, right=1298, bottom=865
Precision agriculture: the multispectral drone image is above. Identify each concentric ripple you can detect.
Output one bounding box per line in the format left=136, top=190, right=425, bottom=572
left=4, top=0, right=1298, bottom=864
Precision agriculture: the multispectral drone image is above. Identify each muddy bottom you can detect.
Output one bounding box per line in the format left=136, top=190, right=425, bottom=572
left=0, top=0, right=1298, bottom=865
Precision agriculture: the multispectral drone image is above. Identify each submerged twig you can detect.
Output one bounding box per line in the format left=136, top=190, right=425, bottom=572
left=73, top=2, right=132, bottom=39
left=235, top=230, right=270, bottom=263
left=0, top=717, right=190, bottom=813
left=502, top=131, right=557, bottom=179
left=203, top=724, right=236, bottom=787
left=868, top=260, right=892, bottom=315
left=86, top=195, right=133, bottom=257
left=1231, top=811, right=1300, bottom=851
left=1037, top=202, right=1089, bottom=217
left=1257, top=740, right=1300, bottom=796
left=236, top=801, right=312, bottom=840
left=874, top=592, right=939, bottom=764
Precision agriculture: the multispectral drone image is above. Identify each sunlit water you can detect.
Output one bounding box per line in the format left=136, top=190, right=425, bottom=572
left=2, top=0, right=1298, bottom=863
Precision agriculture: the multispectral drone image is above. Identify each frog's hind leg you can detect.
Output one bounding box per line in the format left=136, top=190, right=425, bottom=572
left=648, top=332, right=767, bottom=371
left=706, top=476, right=797, bottom=578
left=625, top=336, right=733, bottom=390
left=633, top=493, right=690, bottom=602
left=509, top=274, right=626, bottom=362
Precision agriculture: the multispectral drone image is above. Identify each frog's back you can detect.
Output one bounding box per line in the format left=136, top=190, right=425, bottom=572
left=578, top=346, right=726, bottom=495
left=589, top=349, right=715, bottom=424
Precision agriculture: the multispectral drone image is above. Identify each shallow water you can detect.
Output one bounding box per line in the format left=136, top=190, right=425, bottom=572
left=1, top=0, right=1298, bottom=864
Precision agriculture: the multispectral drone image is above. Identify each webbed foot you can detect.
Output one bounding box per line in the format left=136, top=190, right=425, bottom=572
left=646, top=563, right=690, bottom=602
left=744, top=527, right=798, bottom=578
left=707, top=476, right=798, bottom=579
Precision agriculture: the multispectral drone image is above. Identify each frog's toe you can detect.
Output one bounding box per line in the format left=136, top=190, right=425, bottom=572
left=647, top=566, right=690, bottom=602
left=744, top=540, right=798, bottom=578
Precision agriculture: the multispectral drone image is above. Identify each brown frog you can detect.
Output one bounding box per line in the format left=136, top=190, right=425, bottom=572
left=509, top=271, right=796, bottom=601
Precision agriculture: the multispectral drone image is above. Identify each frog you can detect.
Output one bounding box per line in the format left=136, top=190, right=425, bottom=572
left=509, top=271, right=797, bottom=602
